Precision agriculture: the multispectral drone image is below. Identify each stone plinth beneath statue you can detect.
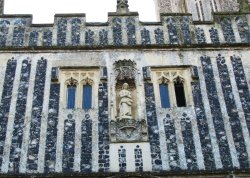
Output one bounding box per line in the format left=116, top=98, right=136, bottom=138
left=110, top=118, right=148, bottom=142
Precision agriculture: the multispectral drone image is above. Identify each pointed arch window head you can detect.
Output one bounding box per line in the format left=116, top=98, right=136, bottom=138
left=174, top=77, right=186, bottom=107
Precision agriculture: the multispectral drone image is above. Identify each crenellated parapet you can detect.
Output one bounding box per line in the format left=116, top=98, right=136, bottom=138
left=0, top=12, right=249, bottom=49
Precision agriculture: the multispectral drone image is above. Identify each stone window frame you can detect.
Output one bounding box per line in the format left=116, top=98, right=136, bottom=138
left=151, top=67, right=193, bottom=108
left=60, top=68, right=99, bottom=109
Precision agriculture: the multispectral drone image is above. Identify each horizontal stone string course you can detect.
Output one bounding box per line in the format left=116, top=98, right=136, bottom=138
left=216, top=54, right=249, bottom=168
left=200, top=55, right=233, bottom=169
left=26, top=58, right=47, bottom=171
left=0, top=59, right=17, bottom=171
left=8, top=59, right=31, bottom=173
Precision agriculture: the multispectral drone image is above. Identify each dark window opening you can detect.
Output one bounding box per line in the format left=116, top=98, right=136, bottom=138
left=174, top=78, right=186, bottom=107
left=67, top=85, right=76, bottom=109
left=82, top=84, right=92, bottom=110
left=159, top=83, right=170, bottom=108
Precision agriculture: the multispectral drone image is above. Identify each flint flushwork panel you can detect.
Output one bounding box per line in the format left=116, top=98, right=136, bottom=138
left=9, top=59, right=31, bottom=173
left=0, top=59, right=17, bottom=171
left=62, top=118, right=75, bottom=173
left=0, top=20, right=10, bottom=47
left=44, top=83, right=60, bottom=173
left=191, top=81, right=216, bottom=170
left=201, top=56, right=233, bottom=169
left=180, top=113, right=198, bottom=170
left=144, top=83, right=162, bottom=171
left=163, top=114, right=180, bottom=170
left=231, top=56, right=250, bottom=135
left=216, top=55, right=249, bottom=168
left=26, top=59, right=47, bottom=171
left=57, top=18, right=67, bottom=47
left=98, top=83, right=110, bottom=172
left=81, top=115, right=92, bottom=172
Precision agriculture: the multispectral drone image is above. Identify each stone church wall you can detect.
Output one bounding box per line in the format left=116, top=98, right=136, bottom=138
left=0, top=8, right=249, bottom=177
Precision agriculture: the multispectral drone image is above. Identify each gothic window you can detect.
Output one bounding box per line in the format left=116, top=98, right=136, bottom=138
left=152, top=68, right=192, bottom=108
left=174, top=77, right=186, bottom=107
left=66, top=78, right=78, bottom=109
left=159, top=81, right=170, bottom=108
left=60, top=69, right=99, bottom=109
left=82, top=82, right=93, bottom=110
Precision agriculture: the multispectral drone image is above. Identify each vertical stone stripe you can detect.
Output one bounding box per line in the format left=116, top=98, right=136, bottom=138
left=144, top=83, right=162, bottom=171
left=216, top=55, right=249, bottom=168
left=62, top=118, right=75, bottom=173
left=231, top=56, right=250, bottom=135
left=0, top=59, right=17, bottom=170
left=81, top=115, right=92, bottom=172
left=98, top=83, right=110, bottom=172
left=26, top=58, right=47, bottom=171
left=201, top=56, right=233, bottom=169
left=191, top=81, right=216, bottom=170
left=163, top=114, right=180, bottom=170
left=8, top=59, right=31, bottom=173
left=134, top=145, right=143, bottom=172
left=118, top=146, right=126, bottom=172
left=44, top=83, right=60, bottom=173
left=180, top=113, right=198, bottom=170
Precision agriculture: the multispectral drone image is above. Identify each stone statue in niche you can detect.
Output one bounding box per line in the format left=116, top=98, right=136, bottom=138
left=119, top=83, right=133, bottom=120
left=110, top=59, right=148, bottom=143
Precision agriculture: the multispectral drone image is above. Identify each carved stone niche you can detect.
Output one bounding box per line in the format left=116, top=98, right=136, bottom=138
left=110, top=60, right=148, bottom=142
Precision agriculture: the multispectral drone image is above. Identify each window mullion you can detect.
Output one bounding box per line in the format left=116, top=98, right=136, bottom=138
left=169, top=81, right=177, bottom=107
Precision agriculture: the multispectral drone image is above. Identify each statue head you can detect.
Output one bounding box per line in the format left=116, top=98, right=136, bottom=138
left=122, top=83, right=129, bottom=90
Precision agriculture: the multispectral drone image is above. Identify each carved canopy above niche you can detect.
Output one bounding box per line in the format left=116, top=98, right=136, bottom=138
left=114, top=59, right=137, bottom=81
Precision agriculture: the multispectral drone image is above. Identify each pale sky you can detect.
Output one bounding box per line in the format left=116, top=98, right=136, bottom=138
left=4, top=0, right=157, bottom=24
